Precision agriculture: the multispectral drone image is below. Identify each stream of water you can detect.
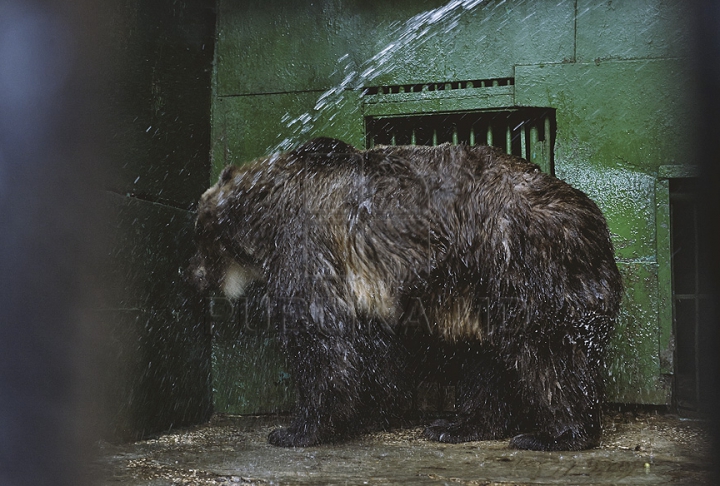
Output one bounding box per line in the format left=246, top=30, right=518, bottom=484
left=275, top=0, right=485, bottom=153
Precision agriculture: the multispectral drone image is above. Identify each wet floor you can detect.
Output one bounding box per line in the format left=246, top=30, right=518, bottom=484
left=92, top=411, right=713, bottom=485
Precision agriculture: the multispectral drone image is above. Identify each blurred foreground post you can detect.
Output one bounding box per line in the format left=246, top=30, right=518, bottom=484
left=0, top=0, right=106, bottom=484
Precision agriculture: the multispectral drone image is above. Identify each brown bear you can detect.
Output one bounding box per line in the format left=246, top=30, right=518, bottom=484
left=191, top=137, right=623, bottom=451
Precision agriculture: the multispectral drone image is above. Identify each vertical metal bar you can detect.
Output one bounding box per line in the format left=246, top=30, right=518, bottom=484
left=469, top=125, right=475, bottom=146
left=506, top=124, right=512, bottom=154
left=391, top=132, right=396, bottom=146
left=520, top=122, right=527, bottom=160
left=452, top=125, right=458, bottom=145
left=411, top=128, right=416, bottom=146
left=433, top=129, right=438, bottom=146
left=544, top=115, right=552, bottom=170
left=544, top=114, right=551, bottom=140
left=486, top=125, right=493, bottom=146
left=530, top=125, right=539, bottom=166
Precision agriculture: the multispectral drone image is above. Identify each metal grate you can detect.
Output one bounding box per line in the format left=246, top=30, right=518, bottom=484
left=670, top=178, right=715, bottom=411
left=363, top=77, right=514, bottom=96
left=365, top=108, right=556, bottom=174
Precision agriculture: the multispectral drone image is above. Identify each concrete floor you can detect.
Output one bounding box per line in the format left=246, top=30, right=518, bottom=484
left=92, top=411, right=713, bottom=485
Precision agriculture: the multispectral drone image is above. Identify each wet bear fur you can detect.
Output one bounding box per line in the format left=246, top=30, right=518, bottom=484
left=191, top=137, right=623, bottom=451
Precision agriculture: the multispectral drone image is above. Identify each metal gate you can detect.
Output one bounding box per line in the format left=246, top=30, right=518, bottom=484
left=365, top=107, right=555, bottom=174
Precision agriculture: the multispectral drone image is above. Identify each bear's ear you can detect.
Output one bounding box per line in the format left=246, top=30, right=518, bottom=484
left=219, top=165, right=239, bottom=184
left=293, top=137, right=358, bottom=155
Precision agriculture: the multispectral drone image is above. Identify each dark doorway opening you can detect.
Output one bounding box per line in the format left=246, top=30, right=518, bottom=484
left=670, top=178, right=716, bottom=412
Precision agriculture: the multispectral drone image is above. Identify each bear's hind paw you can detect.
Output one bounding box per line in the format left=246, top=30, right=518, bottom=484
left=423, top=419, right=488, bottom=443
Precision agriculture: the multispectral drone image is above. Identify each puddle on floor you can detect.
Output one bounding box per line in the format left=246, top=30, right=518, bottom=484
left=91, top=411, right=713, bottom=485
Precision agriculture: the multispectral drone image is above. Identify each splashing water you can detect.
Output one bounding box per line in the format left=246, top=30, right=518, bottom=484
left=274, top=0, right=485, bottom=153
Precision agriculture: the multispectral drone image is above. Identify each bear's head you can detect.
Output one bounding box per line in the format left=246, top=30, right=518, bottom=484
left=189, top=164, right=263, bottom=299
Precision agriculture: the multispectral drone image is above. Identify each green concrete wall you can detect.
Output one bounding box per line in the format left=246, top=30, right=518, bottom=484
left=211, top=0, right=693, bottom=411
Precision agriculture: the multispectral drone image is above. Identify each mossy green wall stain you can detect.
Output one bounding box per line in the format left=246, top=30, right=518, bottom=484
left=212, top=0, right=692, bottom=411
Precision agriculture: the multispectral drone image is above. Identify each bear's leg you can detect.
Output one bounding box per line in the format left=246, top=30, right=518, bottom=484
left=354, top=322, right=414, bottom=427
left=424, top=346, right=523, bottom=442
left=509, top=340, right=604, bottom=451
left=269, top=319, right=408, bottom=447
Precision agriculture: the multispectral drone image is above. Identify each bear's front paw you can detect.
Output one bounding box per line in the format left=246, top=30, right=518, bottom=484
left=268, top=426, right=320, bottom=447
left=423, top=419, right=485, bottom=443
